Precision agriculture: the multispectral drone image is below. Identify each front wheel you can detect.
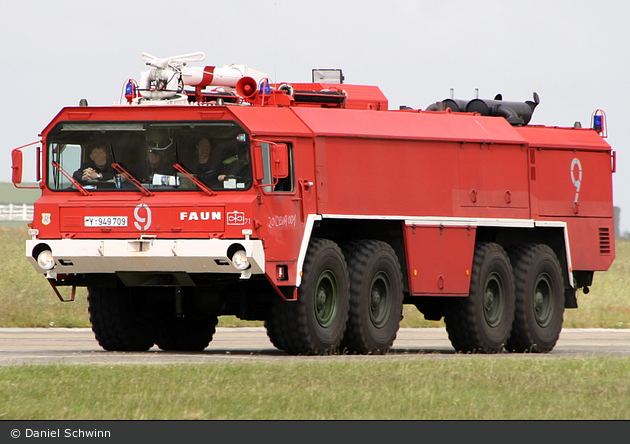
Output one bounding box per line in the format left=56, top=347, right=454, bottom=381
left=444, top=242, right=515, bottom=353
left=155, top=315, right=218, bottom=351
left=88, top=284, right=157, bottom=351
left=265, top=238, right=350, bottom=355
left=505, top=244, right=565, bottom=353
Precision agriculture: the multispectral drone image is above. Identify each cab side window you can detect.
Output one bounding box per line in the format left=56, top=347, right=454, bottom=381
left=260, top=142, right=294, bottom=193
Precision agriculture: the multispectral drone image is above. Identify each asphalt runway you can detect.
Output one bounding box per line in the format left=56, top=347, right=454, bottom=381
left=2, top=327, right=630, bottom=365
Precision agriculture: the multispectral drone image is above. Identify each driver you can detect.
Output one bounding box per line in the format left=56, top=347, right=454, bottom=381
left=73, top=143, right=115, bottom=184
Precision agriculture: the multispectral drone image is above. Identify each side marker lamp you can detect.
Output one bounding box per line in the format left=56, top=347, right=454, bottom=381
left=37, top=250, right=56, bottom=270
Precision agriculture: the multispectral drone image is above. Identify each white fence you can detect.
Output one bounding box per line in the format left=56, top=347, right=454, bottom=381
left=0, top=203, right=34, bottom=222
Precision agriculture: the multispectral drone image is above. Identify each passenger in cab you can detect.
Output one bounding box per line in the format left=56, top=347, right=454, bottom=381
left=145, top=145, right=175, bottom=183
left=189, top=136, right=224, bottom=187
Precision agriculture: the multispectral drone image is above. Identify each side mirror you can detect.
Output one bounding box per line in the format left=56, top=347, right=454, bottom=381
left=11, top=149, right=23, bottom=184
left=272, top=143, right=289, bottom=179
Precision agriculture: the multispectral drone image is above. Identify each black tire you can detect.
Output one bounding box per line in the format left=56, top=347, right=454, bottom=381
left=444, top=242, right=515, bottom=353
left=341, top=240, right=403, bottom=355
left=155, top=315, right=218, bottom=351
left=88, top=284, right=157, bottom=351
left=265, top=238, right=350, bottom=355
left=153, top=288, right=218, bottom=351
left=505, top=244, right=565, bottom=353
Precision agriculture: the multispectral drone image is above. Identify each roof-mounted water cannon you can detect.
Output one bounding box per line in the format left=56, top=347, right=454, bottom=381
left=136, top=52, right=205, bottom=102
left=182, top=64, right=267, bottom=101
left=133, top=52, right=268, bottom=104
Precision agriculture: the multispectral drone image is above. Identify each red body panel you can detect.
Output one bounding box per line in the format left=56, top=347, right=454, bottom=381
left=516, top=125, right=615, bottom=271
left=404, top=225, right=476, bottom=296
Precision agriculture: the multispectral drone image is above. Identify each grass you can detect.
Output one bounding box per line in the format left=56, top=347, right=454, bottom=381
left=0, top=227, right=90, bottom=328
left=1, top=357, right=629, bottom=420
left=2, top=226, right=630, bottom=329
left=0, top=182, right=41, bottom=204
left=564, top=240, right=630, bottom=329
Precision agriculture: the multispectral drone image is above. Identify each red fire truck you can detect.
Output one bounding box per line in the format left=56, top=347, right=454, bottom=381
left=12, top=52, right=615, bottom=355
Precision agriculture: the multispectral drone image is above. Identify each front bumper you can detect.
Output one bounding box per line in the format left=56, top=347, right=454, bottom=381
left=26, top=238, right=265, bottom=277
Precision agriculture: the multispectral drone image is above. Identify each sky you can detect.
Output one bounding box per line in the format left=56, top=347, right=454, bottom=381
left=2, top=0, right=629, bottom=232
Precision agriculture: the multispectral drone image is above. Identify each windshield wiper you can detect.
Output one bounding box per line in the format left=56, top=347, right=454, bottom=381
left=173, top=164, right=216, bottom=196
left=111, top=163, right=153, bottom=196
left=106, top=142, right=151, bottom=196
left=51, top=161, right=91, bottom=196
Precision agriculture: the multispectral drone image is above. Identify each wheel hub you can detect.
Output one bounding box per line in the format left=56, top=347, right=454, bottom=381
left=534, top=274, right=553, bottom=327
left=371, top=288, right=381, bottom=311
left=534, top=290, right=544, bottom=312
left=369, top=273, right=392, bottom=328
left=314, top=270, right=338, bottom=328
left=317, top=288, right=327, bottom=312
left=483, top=273, right=503, bottom=328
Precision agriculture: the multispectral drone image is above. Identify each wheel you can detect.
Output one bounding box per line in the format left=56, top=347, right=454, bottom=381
left=155, top=315, right=218, bottom=351
left=265, top=238, right=350, bottom=355
left=154, top=288, right=218, bottom=351
left=88, top=284, right=157, bottom=351
left=444, top=242, right=515, bottom=353
left=505, top=244, right=565, bottom=353
left=340, top=240, right=403, bottom=354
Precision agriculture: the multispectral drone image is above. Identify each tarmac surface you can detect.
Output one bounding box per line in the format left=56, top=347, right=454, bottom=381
left=2, top=327, right=630, bottom=364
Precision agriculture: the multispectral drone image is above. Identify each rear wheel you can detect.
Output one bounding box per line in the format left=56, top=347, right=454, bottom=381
left=88, top=284, right=156, bottom=351
left=444, top=242, right=515, bottom=353
left=265, top=238, right=350, bottom=355
left=506, top=244, right=565, bottom=353
left=341, top=240, right=403, bottom=355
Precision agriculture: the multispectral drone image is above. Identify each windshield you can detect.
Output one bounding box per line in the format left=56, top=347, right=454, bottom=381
left=46, top=121, right=252, bottom=192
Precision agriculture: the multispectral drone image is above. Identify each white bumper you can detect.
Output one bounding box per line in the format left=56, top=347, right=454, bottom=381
left=26, top=238, right=265, bottom=276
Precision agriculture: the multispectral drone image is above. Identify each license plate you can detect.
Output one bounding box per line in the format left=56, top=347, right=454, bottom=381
left=84, top=216, right=128, bottom=227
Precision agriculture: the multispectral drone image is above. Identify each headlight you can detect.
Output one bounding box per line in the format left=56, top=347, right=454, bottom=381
left=231, top=250, right=250, bottom=271
left=37, top=250, right=56, bottom=270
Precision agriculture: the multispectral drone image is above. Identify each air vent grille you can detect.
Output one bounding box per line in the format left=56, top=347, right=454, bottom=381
left=599, top=227, right=611, bottom=255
